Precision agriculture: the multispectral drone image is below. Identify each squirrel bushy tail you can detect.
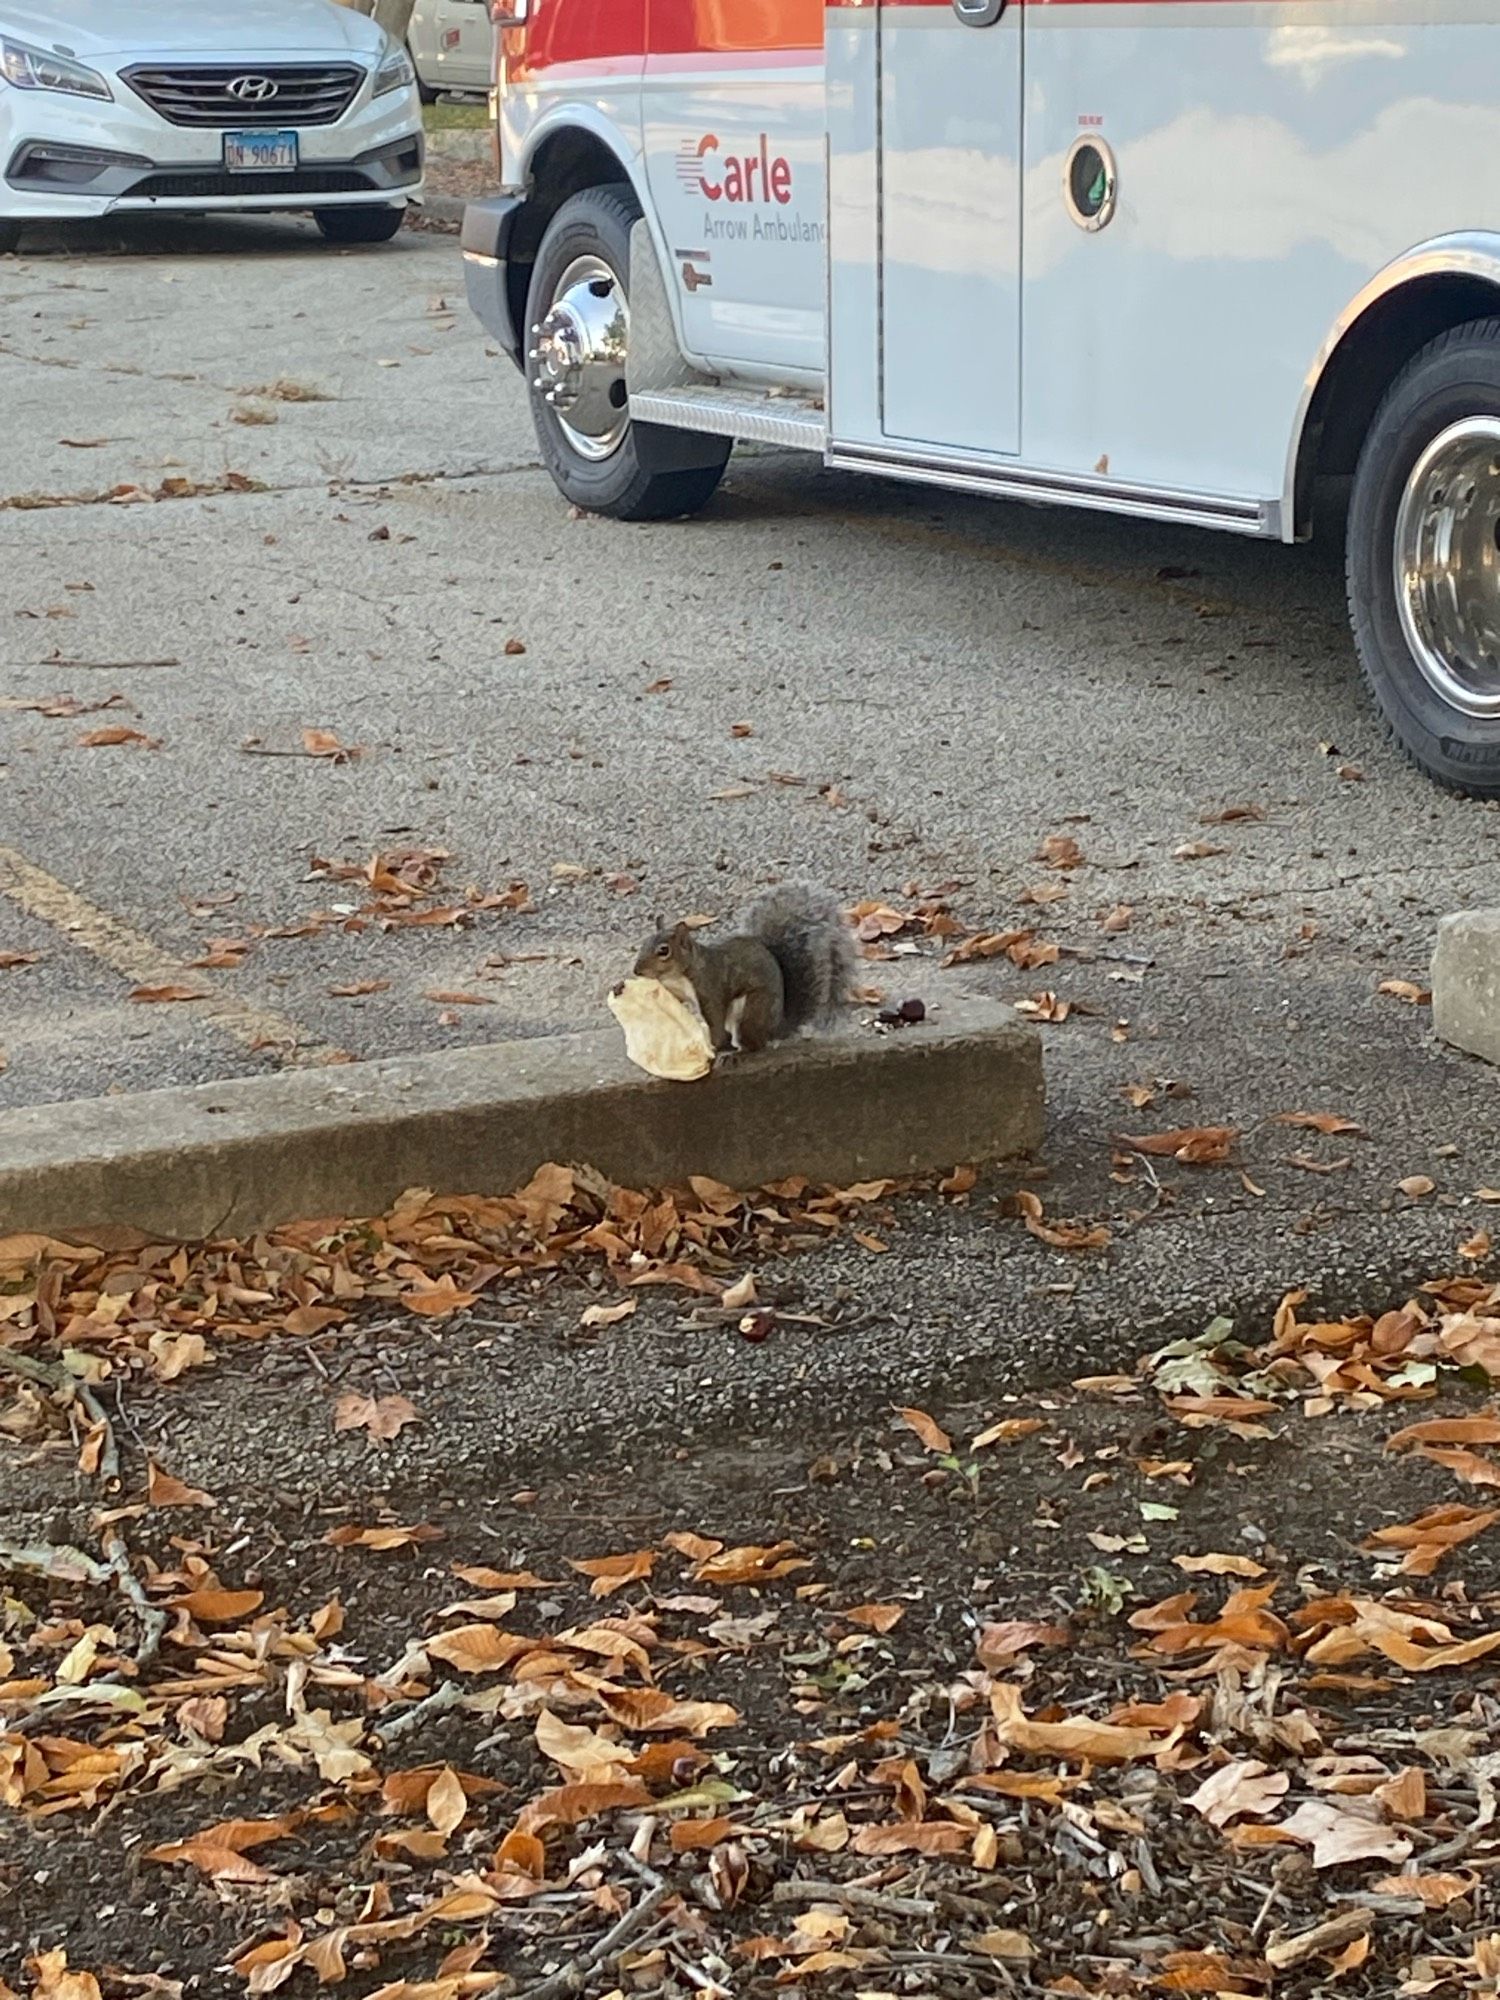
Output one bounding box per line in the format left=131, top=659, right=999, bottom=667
left=740, top=883, right=856, bottom=1032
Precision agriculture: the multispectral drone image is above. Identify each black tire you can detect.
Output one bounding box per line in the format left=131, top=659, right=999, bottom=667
left=314, top=205, right=405, bottom=245
left=524, top=184, right=730, bottom=521
left=0, top=220, right=21, bottom=256
left=1348, top=317, right=1500, bottom=794
left=410, top=48, right=439, bottom=103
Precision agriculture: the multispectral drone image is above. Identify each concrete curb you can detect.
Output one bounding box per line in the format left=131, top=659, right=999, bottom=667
left=1433, top=908, right=1500, bottom=1065
left=423, top=129, right=493, bottom=163
left=0, top=996, right=1043, bottom=1238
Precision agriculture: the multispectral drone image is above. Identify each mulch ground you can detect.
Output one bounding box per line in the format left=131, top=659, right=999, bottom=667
left=3, top=1183, right=1500, bottom=2000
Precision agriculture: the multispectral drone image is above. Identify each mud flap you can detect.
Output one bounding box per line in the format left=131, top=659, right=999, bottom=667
left=626, top=219, right=729, bottom=473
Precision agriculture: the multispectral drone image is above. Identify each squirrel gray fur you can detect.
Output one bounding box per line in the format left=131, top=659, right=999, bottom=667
left=634, top=884, right=856, bottom=1054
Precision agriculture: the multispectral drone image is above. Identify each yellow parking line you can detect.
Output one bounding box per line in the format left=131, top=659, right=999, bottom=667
left=0, top=845, right=343, bottom=1067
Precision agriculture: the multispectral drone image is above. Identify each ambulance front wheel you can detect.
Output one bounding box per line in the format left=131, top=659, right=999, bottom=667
left=1349, top=318, right=1500, bottom=795
left=524, top=185, right=731, bottom=521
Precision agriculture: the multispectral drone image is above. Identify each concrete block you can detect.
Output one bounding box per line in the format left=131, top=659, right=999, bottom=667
left=1433, top=909, right=1500, bottom=1066
left=0, top=994, right=1044, bottom=1239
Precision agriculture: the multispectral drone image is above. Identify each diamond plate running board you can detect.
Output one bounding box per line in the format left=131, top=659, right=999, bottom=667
left=630, top=386, right=826, bottom=452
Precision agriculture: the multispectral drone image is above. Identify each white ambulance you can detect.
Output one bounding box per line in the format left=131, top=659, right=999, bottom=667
left=463, top=0, right=1500, bottom=793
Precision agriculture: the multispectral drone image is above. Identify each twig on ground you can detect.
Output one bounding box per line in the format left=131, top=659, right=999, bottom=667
left=0, top=1348, right=120, bottom=1486
left=100, top=1528, right=167, bottom=1667
left=771, top=1879, right=936, bottom=1918
left=376, top=1679, right=467, bottom=1741
left=512, top=1853, right=672, bottom=2000
left=0, top=1528, right=163, bottom=1667
left=0, top=1538, right=109, bottom=1585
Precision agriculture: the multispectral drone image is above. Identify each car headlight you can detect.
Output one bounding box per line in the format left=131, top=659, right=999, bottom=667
left=372, top=44, right=415, bottom=98
left=0, top=36, right=112, bottom=100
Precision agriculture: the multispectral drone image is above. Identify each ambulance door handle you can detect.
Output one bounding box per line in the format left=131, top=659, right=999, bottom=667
left=952, top=0, right=1005, bottom=25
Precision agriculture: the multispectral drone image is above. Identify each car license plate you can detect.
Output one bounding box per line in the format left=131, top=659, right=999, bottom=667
left=224, top=130, right=298, bottom=172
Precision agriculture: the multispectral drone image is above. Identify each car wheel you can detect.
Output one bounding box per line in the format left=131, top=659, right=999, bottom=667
left=314, top=205, right=405, bottom=245
left=524, top=184, right=730, bottom=521
left=409, top=47, right=439, bottom=104
left=0, top=220, right=21, bottom=255
left=1348, top=317, right=1500, bottom=794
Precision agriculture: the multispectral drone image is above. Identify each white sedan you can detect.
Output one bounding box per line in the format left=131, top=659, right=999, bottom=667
left=0, top=0, right=423, bottom=251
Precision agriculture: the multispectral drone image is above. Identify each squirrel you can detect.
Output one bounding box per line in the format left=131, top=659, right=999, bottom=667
left=634, top=884, right=856, bottom=1055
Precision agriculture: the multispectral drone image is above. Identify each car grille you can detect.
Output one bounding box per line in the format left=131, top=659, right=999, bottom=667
left=130, top=166, right=376, bottom=199
left=121, top=65, right=365, bottom=128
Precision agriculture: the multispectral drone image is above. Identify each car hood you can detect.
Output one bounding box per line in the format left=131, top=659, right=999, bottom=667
left=0, top=0, right=387, bottom=62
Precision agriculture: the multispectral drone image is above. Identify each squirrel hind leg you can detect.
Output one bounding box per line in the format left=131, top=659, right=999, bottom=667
left=730, top=988, right=777, bottom=1054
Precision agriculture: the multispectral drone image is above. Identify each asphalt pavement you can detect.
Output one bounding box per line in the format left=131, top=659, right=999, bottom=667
left=1, top=212, right=1497, bottom=1227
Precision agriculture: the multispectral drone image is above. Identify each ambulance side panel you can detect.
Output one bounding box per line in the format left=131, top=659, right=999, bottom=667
left=639, top=0, right=826, bottom=378
left=1020, top=1, right=1500, bottom=504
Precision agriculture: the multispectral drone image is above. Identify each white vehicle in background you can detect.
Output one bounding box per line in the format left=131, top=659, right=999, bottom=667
left=0, top=0, right=423, bottom=250
left=407, top=0, right=493, bottom=100
left=463, top=0, right=1500, bottom=794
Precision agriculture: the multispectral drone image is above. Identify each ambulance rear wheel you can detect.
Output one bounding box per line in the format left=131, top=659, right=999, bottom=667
left=1348, top=318, right=1500, bottom=795
left=525, top=185, right=730, bottom=521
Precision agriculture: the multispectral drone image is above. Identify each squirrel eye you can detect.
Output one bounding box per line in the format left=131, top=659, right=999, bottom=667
left=655, top=942, right=671, bottom=958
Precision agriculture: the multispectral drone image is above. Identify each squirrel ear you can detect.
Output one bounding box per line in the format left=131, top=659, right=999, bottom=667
left=672, top=920, right=692, bottom=945
left=651, top=913, right=664, bottom=931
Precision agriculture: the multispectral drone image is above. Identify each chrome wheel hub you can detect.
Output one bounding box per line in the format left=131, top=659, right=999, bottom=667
left=1395, top=415, right=1500, bottom=718
left=528, top=252, right=629, bottom=462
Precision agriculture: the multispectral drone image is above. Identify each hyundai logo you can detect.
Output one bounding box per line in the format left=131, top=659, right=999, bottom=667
left=226, top=74, right=279, bottom=102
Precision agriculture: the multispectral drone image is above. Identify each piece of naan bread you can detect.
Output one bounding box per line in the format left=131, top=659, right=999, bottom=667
left=608, top=975, right=715, bottom=1081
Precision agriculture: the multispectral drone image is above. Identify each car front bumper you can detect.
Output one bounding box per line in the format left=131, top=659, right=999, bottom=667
left=0, top=76, right=423, bottom=218
left=462, top=193, right=525, bottom=366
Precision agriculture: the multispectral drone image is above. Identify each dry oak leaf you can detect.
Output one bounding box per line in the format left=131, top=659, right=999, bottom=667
left=79, top=725, right=159, bottom=748
left=146, top=1811, right=302, bottom=1881
left=894, top=1406, right=951, bottom=1454
left=1370, top=1870, right=1476, bottom=1908
left=972, top=1415, right=1045, bottom=1448
left=1385, top=1414, right=1500, bottom=1451
left=1378, top=978, right=1431, bottom=1004
left=1036, top=833, right=1084, bottom=869
left=975, top=1620, right=1070, bottom=1668
left=534, top=1709, right=632, bottom=1781
left=850, top=1820, right=971, bottom=1856
left=1128, top=1581, right=1288, bottom=1655
left=147, top=1461, right=214, bottom=1508
left=989, top=1681, right=1184, bottom=1763
left=1275, top=1798, right=1412, bottom=1869
left=451, top=1564, right=557, bottom=1589
left=325, top=1522, right=443, bottom=1551
left=692, top=1541, right=811, bottom=1585
left=171, top=1587, right=265, bottom=1624
left=569, top=1549, right=655, bottom=1597
left=1014, top=1187, right=1111, bottom=1251
left=842, top=1603, right=905, bottom=1633
left=1187, top=1758, right=1290, bottom=1827
left=426, top=1766, right=468, bottom=1838
left=333, top=1391, right=419, bottom=1442
left=24, top=1951, right=101, bottom=2000
left=1276, top=1110, right=1365, bottom=1135
left=1362, top=1503, right=1499, bottom=1576
left=130, top=984, right=205, bottom=1005
left=1172, top=1552, right=1266, bottom=1578
left=401, top=1274, right=479, bottom=1318
left=425, top=1623, right=531, bottom=1674
left=663, top=1531, right=723, bottom=1563
left=1300, top=1595, right=1500, bottom=1672
left=514, top=1778, right=652, bottom=1835
left=1116, top=1124, right=1237, bottom=1164
left=593, top=1685, right=739, bottom=1736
